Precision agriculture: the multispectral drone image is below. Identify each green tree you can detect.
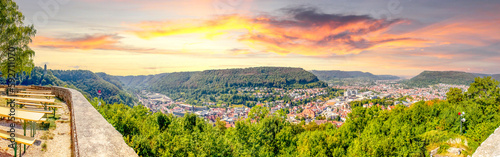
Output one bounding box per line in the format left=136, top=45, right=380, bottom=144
left=215, top=117, right=227, bottom=132
left=466, top=76, right=500, bottom=106
left=248, top=105, right=269, bottom=121
left=447, top=87, right=465, bottom=104
left=1, top=0, right=36, bottom=76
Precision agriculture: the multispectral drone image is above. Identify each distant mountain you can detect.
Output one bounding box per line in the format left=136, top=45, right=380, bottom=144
left=310, top=70, right=400, bottom=81
left=494, top=74, right=500, bottom=80
left=0, top=67, right=137, bottom=106
left=118, top=67, right=326, bottom=89
left=95, top=72, right=123, bottom=89
left=0, top=67, right=68, bottom=87
left=405, top=71, right=500, bottom=87
left=51, top=70, right=136, bottom=105
left=116, top=67, right=327, bottom=101
left=117, top=73, right=184, bottom=89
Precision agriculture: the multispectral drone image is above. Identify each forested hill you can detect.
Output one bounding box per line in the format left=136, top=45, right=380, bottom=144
left=115, top=67, right=327, bottom=103
left=52, top=70, right=136, bottom=105
left=310, top=70, right=400, bottom=81
left=187, top=67, right=324, bottom=88
left=116, top=73, right=184, bottom=89
left=404, top=71, right=500, bottom=87
left=117, top=67, right=326, bottom=89
left=0, top=67, right=136, bottom=106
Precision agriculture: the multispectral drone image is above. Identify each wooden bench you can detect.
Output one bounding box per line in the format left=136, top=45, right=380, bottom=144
left=15, top=102, right=44, bottom=107
left=25, top=88, right=48, bottom=91
left=0, top=88, right=26, bottom=93
left=0, top=128, right=36, bottom=156
left=0, top=107, right=46, bottom=122
left=20, top=90, right=52, bottom=94
left=0, top=106, right=52, bottom=114
left=15, top=93, right=55, bottom=99
left=0, top=96, right=55, bottom=104
left=0, top=130, right=35, bottom=146
left=16, top=102, right=62, bottom=108
left=16, top=102, right=63, bottom=118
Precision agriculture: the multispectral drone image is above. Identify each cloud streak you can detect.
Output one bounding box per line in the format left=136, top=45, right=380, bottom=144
left=128, top=6, right=430, bottom=56
left=31, top=34, right=184, bottom=54
left=33, top=34, right=123, bottom=50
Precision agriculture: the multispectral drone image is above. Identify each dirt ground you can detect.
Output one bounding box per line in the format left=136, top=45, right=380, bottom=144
left=0, top=98, right=71, bottom=157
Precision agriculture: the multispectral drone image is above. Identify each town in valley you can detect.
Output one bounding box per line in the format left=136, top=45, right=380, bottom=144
left=136, top=81, right=468, bottom=128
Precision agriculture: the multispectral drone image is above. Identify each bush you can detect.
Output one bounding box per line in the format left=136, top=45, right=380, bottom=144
left=438, top=144, right=450, bottom=154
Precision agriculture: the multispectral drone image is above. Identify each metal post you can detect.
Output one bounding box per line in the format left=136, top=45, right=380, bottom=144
left=459, top=112, right=465, bottom=135
left=14, top=142, right=17, bottom=157
left=33, top=122, right=36, bottom=136
left=460, top=120, right=462, bottom=135
left=23, top=121, right=26, bottom=152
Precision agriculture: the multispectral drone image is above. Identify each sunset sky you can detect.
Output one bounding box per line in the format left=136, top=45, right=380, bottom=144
left=15, top=0, right=500, bottom=76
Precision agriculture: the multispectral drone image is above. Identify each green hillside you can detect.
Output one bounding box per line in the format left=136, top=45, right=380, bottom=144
left=96, top=72, right=125, bottom=90
left=404, top=71, right=498, bottom=87
left=116, top=67, right=327, bottom=105
left=185, top=67, right=323, bottom=88
left=310, top=70, right=399, bottom=81
left=309, top=70, right=399, bottom=86
left=120, top=67, right=324, bottom=89
left=0, top=67, right=137, bottom=106
left=51, top=70, right=136, bottom=105
left=0, top=67, right=68, bottom=87
left=493, top=74, right=500, bottom=81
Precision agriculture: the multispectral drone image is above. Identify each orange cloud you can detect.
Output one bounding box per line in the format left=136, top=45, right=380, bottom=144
left=406, top=14, right=500, bottom=47
left=129, top=16, right=254, bottom=39
left=33, top=34, right=121, bottom=50
left=31, top=34, right=168, bottom=54
left=409, top=52, right=456, bottom=59
left=128, top=7, right=431, bottom=56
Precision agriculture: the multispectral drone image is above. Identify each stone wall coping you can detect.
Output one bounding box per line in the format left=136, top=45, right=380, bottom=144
left=46, top=86, right=138, bottom=157
left=473, top=125, right=500, bottom=157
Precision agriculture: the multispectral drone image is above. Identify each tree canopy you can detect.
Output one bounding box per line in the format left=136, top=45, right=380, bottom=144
left=0, top=0, right=36, bottom=77
left=93, top=76, right=500, bottom=156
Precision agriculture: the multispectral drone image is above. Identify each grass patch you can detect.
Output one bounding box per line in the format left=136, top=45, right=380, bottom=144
left=41, top=142, right=47, bottom=151
left=49, top=118, right=57, bottom=129
left=420, top=130, right=455, bottom=143
left=438, top=143, right=450, bottom=154
left=41, top=118, right=57, bottom=130
left=230, top=104, right=244, bottom=108
left=40, top=131, right=54, bottom=140
left=54, top=98, right=65, bottom=104
left=53, top=113, right=61, bottom=119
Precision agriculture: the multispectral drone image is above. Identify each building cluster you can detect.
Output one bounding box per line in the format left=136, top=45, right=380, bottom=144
left=136, top=82, right=469, bottom=128
left=335, top=82, right=469, bottom=102
left=137, top=90, right=173, bottom=113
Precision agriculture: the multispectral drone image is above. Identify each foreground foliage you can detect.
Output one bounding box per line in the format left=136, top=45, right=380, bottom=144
left=92, top=77, right=500, bottom=156
left=1, top=0, right=37, bottom=76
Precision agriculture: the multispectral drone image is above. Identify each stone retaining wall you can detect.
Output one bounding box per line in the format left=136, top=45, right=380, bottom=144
left=47, top=86, right=137, bottom=157
left=472, top=126, right=500, bottom=157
